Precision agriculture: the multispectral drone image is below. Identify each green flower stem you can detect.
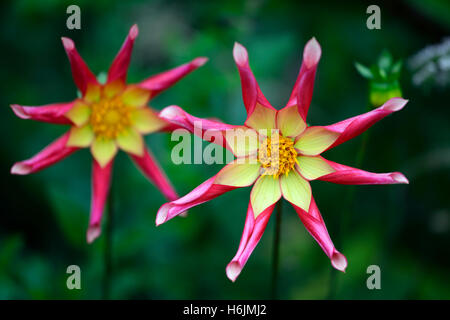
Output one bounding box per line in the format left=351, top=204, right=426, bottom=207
left=271, top=200, right=283, bottom=299
left=103, top=181, right=114, bottom=300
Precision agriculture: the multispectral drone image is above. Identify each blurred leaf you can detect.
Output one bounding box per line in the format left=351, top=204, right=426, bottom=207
left=407, top=0, right=450, bottom=30
left=48, top=186, right=88, bottom=248
left=378, top=49, right=393, bottom=72
left=0, top=235, right=23, bottom=271
left=391, top=60, right=403, bottom=77
left=355, top=62, right=373, bottom=79
left=379, top=68, right=387, bottom=79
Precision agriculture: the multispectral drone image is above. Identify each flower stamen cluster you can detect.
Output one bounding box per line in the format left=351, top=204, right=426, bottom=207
left=90, top=96, right=131, bottom=139
left=258, top=134, right=298, bottom=178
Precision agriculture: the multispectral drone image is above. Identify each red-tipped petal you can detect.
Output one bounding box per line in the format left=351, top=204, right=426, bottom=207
left=303, top=37, right=322, bottom=69
left=233, top=42, right=256, bottom=114
left=226, top=201, right=274, bottom=282
left=10, top=102, right=74, bottom=124
left=139, top=57, right=208, bottom=99
left=130, top=147, right=178, bottom=201
left=320, top=97, right=408, bottom=151
left=87, top=159, right=114, bottom=244
left=159, top=105, right=238, bottom=150
left=61, top=37, right=98, bottom=94
left=286, top=37, right=322, bottom=122
left=318, top=158, right=409, bottom=185
left=292, top=196, right=347, bottom=272
left=233, top=42, right=273, bottom=117
left=107, top=24, right=139, bottom=84
left=331, top=251, right=348, bottom=272
left=86, top=225, right=101, bottom=244
left=156, top=175, right=238, bottom=226
left=11, top=132, right=78, bottom=175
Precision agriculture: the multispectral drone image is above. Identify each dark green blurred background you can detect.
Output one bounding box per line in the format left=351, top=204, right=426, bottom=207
left=0, top=0, right=449, bottom=299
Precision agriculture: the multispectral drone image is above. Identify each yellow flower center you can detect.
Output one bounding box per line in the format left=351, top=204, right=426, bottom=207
left=258, top=134, right=298, bottom=178
left=90, top=97, right=131, bottom=139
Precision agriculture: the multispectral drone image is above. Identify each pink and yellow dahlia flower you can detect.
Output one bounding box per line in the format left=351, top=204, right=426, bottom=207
left=11, top=25, right=207, bottom=243
left=156, top=39, right=409, bottom=281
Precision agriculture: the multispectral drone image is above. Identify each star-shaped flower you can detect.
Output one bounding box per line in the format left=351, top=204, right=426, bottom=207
left=156, top=39, right=408, bottom=281
left=11, top=25, right=207, bottom=243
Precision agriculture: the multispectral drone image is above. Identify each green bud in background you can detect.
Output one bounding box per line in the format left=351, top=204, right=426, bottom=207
left=355, top=49, right=403, bottom=108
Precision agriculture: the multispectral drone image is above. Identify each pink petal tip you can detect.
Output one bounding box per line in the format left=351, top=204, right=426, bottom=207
left=226, top=261, right=242, bottom=282
left=61, top=37, right=75, bottom=51
left=303, top=37, right=321, bottom=68
left=129, top=24, right=139, bottom=39
left=159, top=105, right=182, bottom=121
left=86, top=225, right=101, bottom=244
left=233, top=42, right=248, bottom=66
left=331, top=251, right=347, bottom=272
left=155, top=207, right=168, bottom=226
left=383, top=98, right=408, bottom=112
left=11, top=163, right=31, bottom=175
left=10, top=104, right=29, bottom=119
left=193, top=57, right=209, bottom=67
left=391, top=172, right=409, bottom=184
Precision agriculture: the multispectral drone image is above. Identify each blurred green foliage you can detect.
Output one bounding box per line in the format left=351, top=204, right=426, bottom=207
left=355, top=49, right=403, bottom=108
left=0, top=0, right=449, bottom=299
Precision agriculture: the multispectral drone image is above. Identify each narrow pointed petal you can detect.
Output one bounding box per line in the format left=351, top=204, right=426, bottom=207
left=139, top=57, right=208, bottom=99
left=87, top=159, right=113, bottom=243
left=160, top=105, right=260, bottom=157
left=322, top=97, right=408, bottom=151
left=233, top=42, right=274, bottom=117
left=159, top=105, right=239, bottom=150
left=130, top=147, right=178, bottom=201
left=156, top=175, right=239, bottom=226
left=318, top=158, right=409, bottom=185
left=11, top=132, right=78, bottom=175
left=107, top=24, right=138, bottom=84
left=286, top=37, right=322, bottom=121
left=11, top=102, right=74, bottom=124
left=292, top=196, right=347, bottom=272
left=226, top=201, right=274, bottom=282
left=61, top=37, right=98, bottom=95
